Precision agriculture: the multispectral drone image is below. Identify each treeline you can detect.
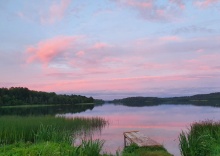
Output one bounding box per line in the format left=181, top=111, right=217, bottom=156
left=0, top=87, right=93, bottom=106
left=112, top=92, right=220, bottom=107
left=164, top=92, right=220, bottom=105
left=94, top=99, right=105, bottom=105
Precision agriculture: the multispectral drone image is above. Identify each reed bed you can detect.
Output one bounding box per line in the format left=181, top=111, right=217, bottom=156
left=0, top=115, right=108, bottom=144
left=0, top=115, right=107, bottom=156
left=179, top=120, right=220, bottom=156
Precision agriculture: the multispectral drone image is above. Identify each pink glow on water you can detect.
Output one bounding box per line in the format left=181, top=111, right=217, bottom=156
left=62, top=104, right=220, bottom=155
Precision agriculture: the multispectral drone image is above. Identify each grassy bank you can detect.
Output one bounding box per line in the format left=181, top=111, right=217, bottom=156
left=0, top=116, right=108, bottom=156
left=122, top=144, right=172, bottom=156
left=179, top=120, right=220, bottom=156
left=0, top=140, right=105, bottom=156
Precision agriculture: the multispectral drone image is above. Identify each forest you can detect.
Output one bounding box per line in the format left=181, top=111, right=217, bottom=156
left=0, top=87, right=93, bottom=106
left=112, top=92, right=220, bottom=107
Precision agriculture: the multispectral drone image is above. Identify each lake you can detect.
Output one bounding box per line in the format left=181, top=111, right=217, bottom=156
left=60, top=103, right=220, bottom=156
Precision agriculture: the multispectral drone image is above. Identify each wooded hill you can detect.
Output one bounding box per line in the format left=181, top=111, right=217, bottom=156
left=0, top=87, right=93, bottom=106
left=112, top=92, right=220, bottom=107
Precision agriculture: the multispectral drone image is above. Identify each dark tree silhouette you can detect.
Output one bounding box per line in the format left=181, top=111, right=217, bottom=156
left=0, top=87, right=93, bottom=106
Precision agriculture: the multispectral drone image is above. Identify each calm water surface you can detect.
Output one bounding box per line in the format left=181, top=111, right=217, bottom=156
left=62, top=103, right=220, bottom=156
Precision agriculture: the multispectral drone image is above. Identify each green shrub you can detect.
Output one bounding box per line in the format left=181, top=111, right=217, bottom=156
left=179, top=120, right=220, bottom=156
left=122, top=144, right=172, bottom=156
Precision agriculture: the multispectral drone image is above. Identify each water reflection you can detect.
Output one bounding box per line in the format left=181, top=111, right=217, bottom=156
left=61, top=103, right=220, bottom=156
left=0, top=104, right=94, bottom=116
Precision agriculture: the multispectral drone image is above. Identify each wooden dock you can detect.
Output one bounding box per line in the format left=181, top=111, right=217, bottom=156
left=123, top=131, right=161, bottom=147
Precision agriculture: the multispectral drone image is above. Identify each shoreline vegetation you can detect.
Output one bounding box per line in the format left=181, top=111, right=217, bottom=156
left=0, top=87, right=93, bottom=106
left=0, top=115, right=174, bottom=156
left=0, top=87, right=97, bottom=116
left=122, top=144, right=172, bottom=156
left=111, top=92, right=220, bottom=107
left=179, top=120, right=220, bottom=156
left=1, top=116, right=219, bottom=156
left=1, top=87, right=220, bottom=155
left=0, top=116, right=108, bottom=144
left=0, top=116, right=108, bottom=156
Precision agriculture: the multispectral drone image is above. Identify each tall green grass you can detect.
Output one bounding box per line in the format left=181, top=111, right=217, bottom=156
left=0, top=115, right=108, bottom=144
left=0, top=115, right=107, bottom=156
left=179, top=120, right=220, bottom=156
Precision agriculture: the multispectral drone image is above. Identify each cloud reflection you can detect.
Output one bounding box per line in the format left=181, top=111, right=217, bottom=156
left=63, top=104, right=220, bottom=155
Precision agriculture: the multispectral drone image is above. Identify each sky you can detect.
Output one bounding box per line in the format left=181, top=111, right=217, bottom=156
left=1, top=0, right=220, bottom=100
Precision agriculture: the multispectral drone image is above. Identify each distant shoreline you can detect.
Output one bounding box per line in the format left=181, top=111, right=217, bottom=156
left=110, top=92, right=220, bottom=107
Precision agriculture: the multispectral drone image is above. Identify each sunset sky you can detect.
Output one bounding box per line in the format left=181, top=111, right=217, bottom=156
left=1, top=0, right=220, bottom=99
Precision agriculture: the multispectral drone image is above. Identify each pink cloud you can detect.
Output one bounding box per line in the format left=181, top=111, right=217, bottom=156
left=195, top=0, right=219, bottom=8
left=21, top=35, right=220, bottom=95
left=41, top=0, right=71, bottom=24
left=26, top=36, right=79, bottom=64
left=173, top=53, right=220, bottom=74
left=25, top=39, right=119, bottom=78
left=67, top=42, right=112, bottom=68
left=27, top=74, right=204, bottom=92
left=110, top=75, right=200, bottom=82
left=75, top=50, right=85, bottom=57
left=111, top=0, right=183, bottom=21
left=135, top=35, right=182, bottom=48
left=90, top=42, right=110, bottom=50
left=169, top=0, right=185, bottom=9
left=16, top=0, right=72, bottom=24
left=141, top=63, right=168, bottom=70
left=160, top=36, right=181, bottom=42
left=124, top=0, right=153, bottom=9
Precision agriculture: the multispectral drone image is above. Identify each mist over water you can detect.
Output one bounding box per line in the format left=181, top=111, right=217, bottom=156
left=62, top=103, right=220, bottom=156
